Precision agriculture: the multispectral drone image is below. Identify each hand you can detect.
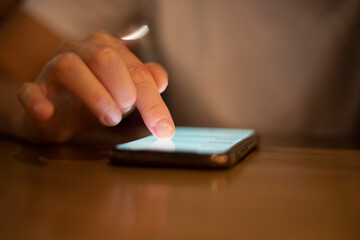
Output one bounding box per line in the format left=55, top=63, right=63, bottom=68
left=17, top=31, right=175, bottom=143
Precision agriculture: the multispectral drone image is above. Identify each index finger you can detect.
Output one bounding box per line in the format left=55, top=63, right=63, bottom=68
left=117, top=42, right=175, bottom=139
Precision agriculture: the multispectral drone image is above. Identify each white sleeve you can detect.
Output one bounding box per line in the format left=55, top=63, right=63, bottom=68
left=20, top=0, right=140, bottom=40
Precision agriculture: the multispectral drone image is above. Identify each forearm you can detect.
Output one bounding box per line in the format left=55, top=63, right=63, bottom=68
left=0, top=74, right=24, bottom=137
left=0, top=10, right=61, bottom=138
left=0, top=10, right=61, bottom=81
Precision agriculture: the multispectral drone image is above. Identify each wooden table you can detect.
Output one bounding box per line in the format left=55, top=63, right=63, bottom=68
left=0, top=127, right=359, bottom=240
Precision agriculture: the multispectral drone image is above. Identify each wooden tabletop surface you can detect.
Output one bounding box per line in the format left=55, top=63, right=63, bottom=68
left=0, top=127, right=359, bottom=240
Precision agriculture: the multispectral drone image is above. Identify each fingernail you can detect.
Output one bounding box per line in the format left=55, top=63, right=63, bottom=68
left=153, top=118, right=175, bottom=139
left=122, top=106, right=132, bottom=114
left=104, top=106, right=122, bottom=126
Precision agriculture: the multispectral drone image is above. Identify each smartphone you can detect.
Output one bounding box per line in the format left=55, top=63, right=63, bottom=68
left=109, top=127, right=258, bottom=169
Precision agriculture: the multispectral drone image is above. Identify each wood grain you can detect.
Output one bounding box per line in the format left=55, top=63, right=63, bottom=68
left=0, top=129, right=359, bottom=240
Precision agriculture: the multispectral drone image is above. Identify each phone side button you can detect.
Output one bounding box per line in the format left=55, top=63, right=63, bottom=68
left=210, top=154, right=229, bottom=166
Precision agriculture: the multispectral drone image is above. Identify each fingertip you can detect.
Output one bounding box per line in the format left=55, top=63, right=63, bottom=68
left=18, top=82, right=54, bottom=121
left=32, top=101, right=54, bottom=121
left=102, top=104, right=122, bottom=126
left=152, top=118, right=175, bottom=139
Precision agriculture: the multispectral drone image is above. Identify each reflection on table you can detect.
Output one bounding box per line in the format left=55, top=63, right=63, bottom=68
left=0, top=127, right=359, bottom=240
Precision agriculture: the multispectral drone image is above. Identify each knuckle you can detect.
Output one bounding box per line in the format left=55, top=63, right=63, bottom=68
left=89, top=30, right=112, bottom=41
left=90, top=46, right=119, bottom=66
left=53, top=53, right=81, bottom=73
left=144, top=102, right=164, bottom=116
left=129, top=64, right=151, bottom=85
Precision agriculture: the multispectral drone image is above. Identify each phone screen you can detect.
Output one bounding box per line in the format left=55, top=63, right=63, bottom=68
left=115, top=127, right=255, bottom=155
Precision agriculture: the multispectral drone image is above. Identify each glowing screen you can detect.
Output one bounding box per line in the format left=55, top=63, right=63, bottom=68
left=115, top=127, right=254, bottom=155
